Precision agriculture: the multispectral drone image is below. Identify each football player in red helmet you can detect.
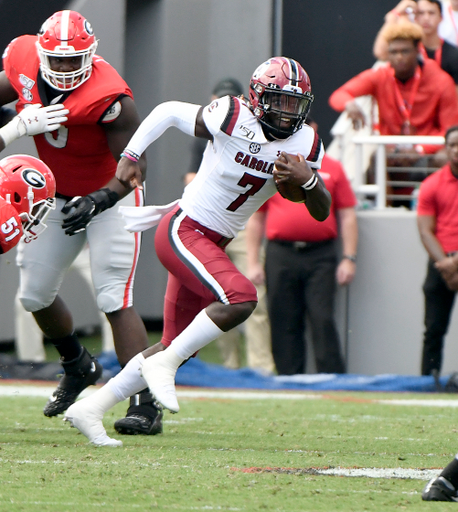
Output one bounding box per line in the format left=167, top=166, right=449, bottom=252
left=0, top=9, right=157, bottom=435
left=0, top=154, right=56, bottom=253
left=249, top=57, right=314, bottom=140
left=36, top=10, right=98, bottom=91
left=62, top=57, right=330, bottom=447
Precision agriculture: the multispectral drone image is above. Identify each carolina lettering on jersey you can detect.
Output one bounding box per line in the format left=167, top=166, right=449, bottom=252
left=0, top=197, right=23, bottom=254
left=180, top=95, right=325, bottom=239
left=234, top=152, right=275, bottom=175
left=3, top=35, right=133, bottom=197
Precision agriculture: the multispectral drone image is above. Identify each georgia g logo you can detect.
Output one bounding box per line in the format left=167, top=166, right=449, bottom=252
left=21, top=168, right=46, bottom=189
left=84, top=20, right=94, bottom=36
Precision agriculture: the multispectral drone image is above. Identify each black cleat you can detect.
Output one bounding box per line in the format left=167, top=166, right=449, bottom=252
left=114, top=390, right=163, bottom=435
left=422, top=476, right=458, bottom=502
left=43, top=348, right=103, bottom=417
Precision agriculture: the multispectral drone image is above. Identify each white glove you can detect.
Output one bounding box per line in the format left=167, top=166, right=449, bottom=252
left=0, top=103, right=69, bottom=146
left=119, top=199, right=180, bottom=232
left=18, top=103, right=69, bottom=135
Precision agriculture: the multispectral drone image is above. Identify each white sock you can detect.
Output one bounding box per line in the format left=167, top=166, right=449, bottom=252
left=171, top=309, right=224, bottom=360
left=81, top=383, right=121, bottom=416
left=106, top=353, right=147, bottom=401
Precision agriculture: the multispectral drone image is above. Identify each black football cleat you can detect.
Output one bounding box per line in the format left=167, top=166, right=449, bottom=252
left=422, top=476, right=458, bottom=502
left=43, top=347, right=103, bottom=417
left=114, top=390, right=163, bottom=435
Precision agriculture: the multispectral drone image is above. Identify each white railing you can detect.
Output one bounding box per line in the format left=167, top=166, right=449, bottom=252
left=352, top=135, right=444, bottom=209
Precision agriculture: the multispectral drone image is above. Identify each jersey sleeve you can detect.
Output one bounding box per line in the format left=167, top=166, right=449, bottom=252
left=0, top=199, right=23, bottom=254
left=202, top=95, right=235, bottom=136
left=306, top=131, right=325, bottom=170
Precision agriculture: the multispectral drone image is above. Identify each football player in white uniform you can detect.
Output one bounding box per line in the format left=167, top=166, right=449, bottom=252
left=64, top=57, right=332, bottom=446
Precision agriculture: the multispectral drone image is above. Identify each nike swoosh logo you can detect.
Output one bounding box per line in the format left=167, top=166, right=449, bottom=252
left=90, top=362, right=97, bottom=373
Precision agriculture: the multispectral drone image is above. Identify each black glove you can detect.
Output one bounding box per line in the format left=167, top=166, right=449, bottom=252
left=61, top=188, right=119, bottom=236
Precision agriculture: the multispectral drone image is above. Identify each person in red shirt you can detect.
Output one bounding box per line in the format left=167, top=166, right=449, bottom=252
left=420, top=128, right=458, bottom=502
left=373, top=0, right=458, bottom=95
left=330, top=20, right=458, bottom=206
left=246, top=145, right=358, bottom=375
left=0, top=10, right=162, bottom=437
left=330, top=21, right=458, bottom=147
left=417, top=124, right=458, bottom=378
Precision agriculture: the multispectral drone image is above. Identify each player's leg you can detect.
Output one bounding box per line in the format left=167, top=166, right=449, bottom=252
left=87, top=190, right=161, bottom=434
left=215, top=235, right=242, bottom=369
left=17, top=199, right=101, bottom=417
left=141, top=209, right=257, bottom=412
left=64, top=347, right=162, bottom=446
left=423, top=454, right=458, bottom=501
left=71, top=245, right=115, bottom=352
left=14, top=289, right=46, bottom=362
left=64, top=267, right=208, bottom=445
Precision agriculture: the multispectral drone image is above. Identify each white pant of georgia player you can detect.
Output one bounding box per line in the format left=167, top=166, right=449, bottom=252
left=17, top=189, right=143, bottom=314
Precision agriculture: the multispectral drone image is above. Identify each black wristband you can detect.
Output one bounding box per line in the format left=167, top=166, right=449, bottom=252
left=342, top=254, right=357, bottom=263
left=88, top=188, right=119, bottom=214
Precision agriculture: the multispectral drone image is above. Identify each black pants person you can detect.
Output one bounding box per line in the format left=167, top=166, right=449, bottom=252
left=421, top=259, right=456, bottom=375
left=265, top=239, right=345, bottom=375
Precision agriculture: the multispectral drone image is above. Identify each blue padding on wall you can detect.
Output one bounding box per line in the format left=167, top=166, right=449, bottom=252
left=175, top=357, right=449, bottom=393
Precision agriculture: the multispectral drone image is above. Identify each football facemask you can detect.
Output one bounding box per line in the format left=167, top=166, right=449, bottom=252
left=36, top=10, right=98, bottom=91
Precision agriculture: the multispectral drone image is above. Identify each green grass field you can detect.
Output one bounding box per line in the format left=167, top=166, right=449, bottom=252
left=1, top=382, right=458, bottom=511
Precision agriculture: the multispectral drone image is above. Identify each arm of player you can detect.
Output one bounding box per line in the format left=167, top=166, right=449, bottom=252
left=61, top=96, right=147, bottom=236
left=0, top=103, right=69, bottom=151
left=116, top=101, right=202, bottom=189
left=274, top=152, right=331, bottom=221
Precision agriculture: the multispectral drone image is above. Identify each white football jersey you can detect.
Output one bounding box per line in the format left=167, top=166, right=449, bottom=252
left=179, top=95, right=324, bottom=238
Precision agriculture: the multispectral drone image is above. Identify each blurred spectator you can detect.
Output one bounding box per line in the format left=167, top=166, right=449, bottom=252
left=330, top=21, right=458, bottom=146
left=246, top=126, right=358, bottom=375
left=373, top=0, right=458, bottom=94
left=417, top=124, right=458, bottom=376
left=438, top=0, right=458, bottom=47
left=184, top=77, right=275, bottom=374
left=330, top=20, right=458, bottom=206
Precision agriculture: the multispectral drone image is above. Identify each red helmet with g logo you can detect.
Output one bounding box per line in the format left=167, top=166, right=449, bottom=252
left=36, top=10, right=98, bottom=91
left=0, top=155, right=56, bottom=242
left=249, top=57, right=314, bottom=139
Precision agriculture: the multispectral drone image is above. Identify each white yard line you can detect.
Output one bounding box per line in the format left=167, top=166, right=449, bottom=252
left=1, top=382, right=458, bottom=407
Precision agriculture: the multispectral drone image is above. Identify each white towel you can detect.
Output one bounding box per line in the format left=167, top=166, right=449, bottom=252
left=119, top=199, right=180, bottom=232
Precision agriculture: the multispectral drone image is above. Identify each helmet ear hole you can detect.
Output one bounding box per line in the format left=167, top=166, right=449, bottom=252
left=14, top=192, right=21, bottom=204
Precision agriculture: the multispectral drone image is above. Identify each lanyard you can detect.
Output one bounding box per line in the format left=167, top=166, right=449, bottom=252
left=449, top=5, right=458, bottom=46
left=391, top=66, right=421, bottom=132
left=419, top=41, right=443, bottom=65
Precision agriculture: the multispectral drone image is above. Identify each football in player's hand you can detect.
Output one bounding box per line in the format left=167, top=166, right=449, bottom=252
left=274, top=153, right=307, bottom=203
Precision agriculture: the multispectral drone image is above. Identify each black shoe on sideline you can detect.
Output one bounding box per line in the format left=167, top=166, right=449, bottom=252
left=422, top=476, right=458, bottom=502
left=43, top=348, right=103, bottom=417
left=114, top=390, right=163, bottom=435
